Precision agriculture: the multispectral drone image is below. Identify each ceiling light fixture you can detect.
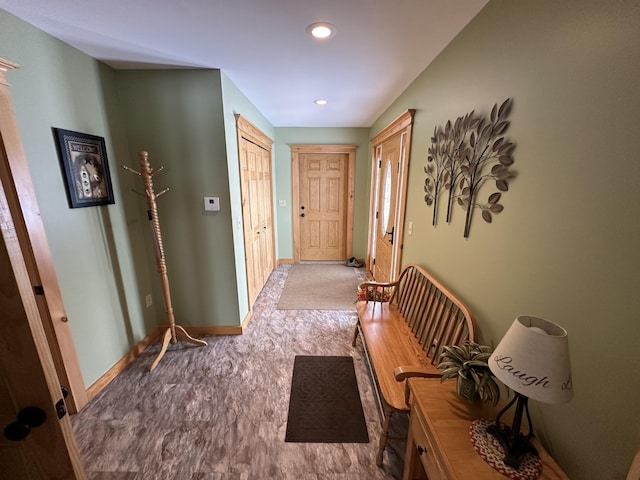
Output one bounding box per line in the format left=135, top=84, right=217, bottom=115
left=314, top=99, right=328, bottom=105
left=306, top=22, right=336, bottom=39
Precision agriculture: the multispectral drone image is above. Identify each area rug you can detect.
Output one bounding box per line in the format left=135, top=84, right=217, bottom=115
left=277, top=264, right=361, bottom=310
left=285, top=356, right=369, bottom=443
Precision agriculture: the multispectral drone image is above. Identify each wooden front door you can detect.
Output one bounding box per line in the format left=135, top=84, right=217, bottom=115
left=372, top=136, right=400, bottom=282
left=367, top=110, right=415, bottom=282
left=291, top=145, right=356, bottom=263
left=299, top=152, right=347, bottom=261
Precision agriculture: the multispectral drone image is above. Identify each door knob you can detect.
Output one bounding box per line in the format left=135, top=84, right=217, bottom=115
left=300, top=213, right=305, bottom=217
left=3, top=406, right=47, bottom=441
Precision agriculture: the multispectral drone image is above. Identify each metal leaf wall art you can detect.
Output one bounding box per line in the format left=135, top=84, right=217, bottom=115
left=424, top=98, right=515, bottom=238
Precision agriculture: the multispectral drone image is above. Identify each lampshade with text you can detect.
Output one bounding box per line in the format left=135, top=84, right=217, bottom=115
left=488, top=315, right=573, bottom=404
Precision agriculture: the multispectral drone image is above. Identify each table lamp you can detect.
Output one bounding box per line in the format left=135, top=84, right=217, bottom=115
left=486, top=315, right=573, bottom=469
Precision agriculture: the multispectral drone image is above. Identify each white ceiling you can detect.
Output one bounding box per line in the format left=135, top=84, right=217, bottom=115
left=0, top=0, right=488, bottom=127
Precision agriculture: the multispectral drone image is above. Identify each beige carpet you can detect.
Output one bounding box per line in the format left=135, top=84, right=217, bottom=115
left=277, top=263, right=362, bottom=310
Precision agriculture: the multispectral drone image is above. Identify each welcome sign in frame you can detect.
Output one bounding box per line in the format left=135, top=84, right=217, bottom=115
left=53, top=128, right=115, bottom=208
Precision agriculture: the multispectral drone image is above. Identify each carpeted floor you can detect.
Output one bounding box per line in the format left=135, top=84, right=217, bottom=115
left=277, top=263, right=363, bottom=310
left=71, top=263, right=406, bottom=479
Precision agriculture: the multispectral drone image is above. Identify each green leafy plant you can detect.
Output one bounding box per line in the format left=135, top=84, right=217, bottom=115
left=437, top=341, right=500, bottom=404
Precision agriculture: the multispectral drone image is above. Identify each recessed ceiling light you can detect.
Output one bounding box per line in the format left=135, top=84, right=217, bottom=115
left=306, top=22, right=336, bottom=39
left=314, top=99, right=328, bottom=105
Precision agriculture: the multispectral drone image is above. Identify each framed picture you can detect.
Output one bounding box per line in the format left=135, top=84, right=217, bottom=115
left=53, top=128, right=115, bottom=208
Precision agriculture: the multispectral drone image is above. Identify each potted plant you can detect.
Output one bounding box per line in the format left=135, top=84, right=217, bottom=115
left=437, top=341, right=500, bottom=404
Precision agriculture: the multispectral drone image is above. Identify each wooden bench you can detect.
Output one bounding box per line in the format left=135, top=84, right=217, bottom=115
left=352, top=264, right=477, bottom=466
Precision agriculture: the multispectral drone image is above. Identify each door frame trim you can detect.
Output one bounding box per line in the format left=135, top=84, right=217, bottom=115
left=366, top=109, right=415, bottom=280
left=290, top=144, right=356, bottom=263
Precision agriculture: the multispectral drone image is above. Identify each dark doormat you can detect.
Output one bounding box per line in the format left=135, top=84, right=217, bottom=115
left=285, top=355, right=369, bottom=443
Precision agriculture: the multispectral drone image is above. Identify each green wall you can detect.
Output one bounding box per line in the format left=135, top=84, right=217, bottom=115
left=370, top=1, right=640, bottom=477
left=114, top=69, right=242, bottom=328
left=0, top=10, right=153, bottom=386
left=272, top=128, right=370, bottom=260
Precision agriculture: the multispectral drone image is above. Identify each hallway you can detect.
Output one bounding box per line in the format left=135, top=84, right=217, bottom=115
left=71, top=264, right=406, bottom=479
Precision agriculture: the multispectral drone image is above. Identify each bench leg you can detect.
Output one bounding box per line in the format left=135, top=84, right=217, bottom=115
left=352, top=324, right=360, bottom=347
left=376, top=406, right=393, bottom=466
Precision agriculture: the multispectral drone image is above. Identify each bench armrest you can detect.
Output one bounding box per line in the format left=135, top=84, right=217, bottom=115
left=359, top=279, right=399, bottom=288
left=393, top=366, right=442, bottom=405
left=393, top=366, right=441, bottom=382
left=357, top=280, right=399, bottom=303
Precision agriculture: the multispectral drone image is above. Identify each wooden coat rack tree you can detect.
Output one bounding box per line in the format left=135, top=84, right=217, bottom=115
left=123, top=151, right=207, bottom=372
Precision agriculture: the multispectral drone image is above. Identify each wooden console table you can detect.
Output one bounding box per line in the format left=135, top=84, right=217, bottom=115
left=403, top=378, right=568, bottom=480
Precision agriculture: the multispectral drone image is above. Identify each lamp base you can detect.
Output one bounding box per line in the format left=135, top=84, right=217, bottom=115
left=470, top=419, right=542, bottom=480
left=486, top=421, right=538, bottom=469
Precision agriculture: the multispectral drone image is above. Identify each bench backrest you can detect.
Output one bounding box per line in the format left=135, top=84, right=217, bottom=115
left=391, top=264, right=476, bottom=365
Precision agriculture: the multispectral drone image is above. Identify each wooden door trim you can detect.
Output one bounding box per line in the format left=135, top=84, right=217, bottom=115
left=291, top=144, right=356, bottom=263
left=235, top=114, right=273, bottom=151
left=370, top=109, right=416, bottom=145
left=367, top=109, right=415, bottom=280
left=0, top=58, right=87, bottom=412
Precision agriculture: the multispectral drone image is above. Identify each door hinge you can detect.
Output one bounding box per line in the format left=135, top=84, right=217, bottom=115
left=55, top=399, right=67, bottom=419
left=372, top=258, right=376, bottom=265
left=375, top=211, right=379, bottom=219
left=378, top=160, right=382, bottom=168
left=33, top=285, right=44, bottom=295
